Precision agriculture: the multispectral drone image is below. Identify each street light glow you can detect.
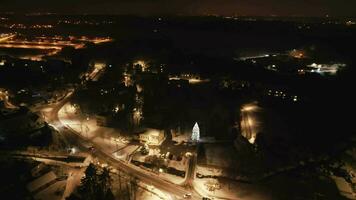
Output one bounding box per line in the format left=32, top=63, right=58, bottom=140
left=242, top=105, right=256, bottom=112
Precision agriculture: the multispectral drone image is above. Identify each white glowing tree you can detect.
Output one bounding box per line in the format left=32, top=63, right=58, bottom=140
left=191, top=122, right=200, bottom=141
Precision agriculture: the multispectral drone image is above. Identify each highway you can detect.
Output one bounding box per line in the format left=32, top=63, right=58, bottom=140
left=0, top=34, right=16, bottom=43
left=0, top=36, right=112, bottom=49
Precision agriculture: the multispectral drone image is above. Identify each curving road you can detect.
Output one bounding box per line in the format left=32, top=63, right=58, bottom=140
left=41, top=92, right=203, bottom=200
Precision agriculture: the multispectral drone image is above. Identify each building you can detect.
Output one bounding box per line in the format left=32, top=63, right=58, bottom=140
left=0, top=107, right=45, bottom=134
left=139, top=129, right=165, bottom=145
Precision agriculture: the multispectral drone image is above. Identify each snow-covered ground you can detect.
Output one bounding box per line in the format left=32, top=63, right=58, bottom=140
left=130, top=161, right=185, bottom=185
left=330, top=143, right=356, bottom=199
left=157, top=170, right=185, bottom=185
left=196, top=165, right=224, bottom=177
left=172, top=132, right=190, bottom=144
left=27, top=171, right=58, bottom=192
left=62, top=168, right=86, bottom=200
left=114, top=145, right=139, bottom=161
left=331, top=176, right=356, bottom=199
left=131, top=150, right=148, bottom=163
left=132, top=146, right=188, bottom=172
left=202, top=144, right=238, bottom=169
left=131, top=147, right=187, bottom=184
left=34, top=180, right=67, bottom=200
left=92, top=137, right=123, bottom=154
left=134, top=184, right=173, bottom=200
left=59, top=103, right=185, bottom=186
left=167, top=158, right=187, bottom=171
left=193, top=178, right=271, bottom=200
left=58, top=103, right=129, bottom=157
left=196, top=143, right=242, bottom=180
left=136, top=189, right=162, bottom=200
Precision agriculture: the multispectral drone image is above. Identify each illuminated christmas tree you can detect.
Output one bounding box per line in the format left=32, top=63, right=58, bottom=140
left=191, top=122, right=200, bottom=141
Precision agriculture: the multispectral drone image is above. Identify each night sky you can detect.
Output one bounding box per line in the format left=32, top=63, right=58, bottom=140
left=0, top=0, right=355, bottom=17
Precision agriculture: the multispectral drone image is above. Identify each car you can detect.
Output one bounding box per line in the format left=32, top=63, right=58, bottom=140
left=183, top=193, right=192, bottom=199
left=202, top=197, right=212, bottom=200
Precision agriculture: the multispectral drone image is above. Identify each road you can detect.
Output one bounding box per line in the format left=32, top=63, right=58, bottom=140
left=36, top=63, right=206, bottom=199
left=62, top=168, right=86, bottom=200
left=0, top=33, right=16, bottom=43
left=240, top=103, right=260, bottom=144
left=40, top=92, right=203, bottom=200
left=241, top=111, right=254, bottom=141
left=0, top=37, right=112, bottom=50
left=184, top=151, right=198, bottom=187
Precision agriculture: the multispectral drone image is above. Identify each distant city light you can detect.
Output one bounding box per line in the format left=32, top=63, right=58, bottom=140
left=293, top=96, right=298, bottom=102
left=0, top=34, right=112, bottom=61
left=289, top=49, right=305, bottom=58
left=133, top=60, right=148, bottom=72
left=169, top=74, right=210, bottom=84
left=113, top=105, right=120, bottom=113
left=346, top=20, right=356, bottom=26
left=306, top=63, right=346, bottom=75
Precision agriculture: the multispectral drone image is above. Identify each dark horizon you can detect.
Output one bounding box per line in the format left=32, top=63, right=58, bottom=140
left=1, top=12, right=356, bottom=20
left=1, top=0, right=356, bottom=17
left=1, top=1, right=356, bottom=200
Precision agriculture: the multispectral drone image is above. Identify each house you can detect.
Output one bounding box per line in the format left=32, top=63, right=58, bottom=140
left=139, top=129, right=165, bottom=145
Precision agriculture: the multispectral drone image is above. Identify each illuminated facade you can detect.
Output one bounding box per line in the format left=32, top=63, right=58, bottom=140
left=191, top=122, right=200, bottom=141
left=139, top=129, right=165, bottom=145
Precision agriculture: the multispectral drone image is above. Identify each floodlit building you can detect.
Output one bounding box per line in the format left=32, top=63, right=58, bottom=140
left=191, top=122, right=200, bottom=141
left=139, top=129, right=165, bottom=145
